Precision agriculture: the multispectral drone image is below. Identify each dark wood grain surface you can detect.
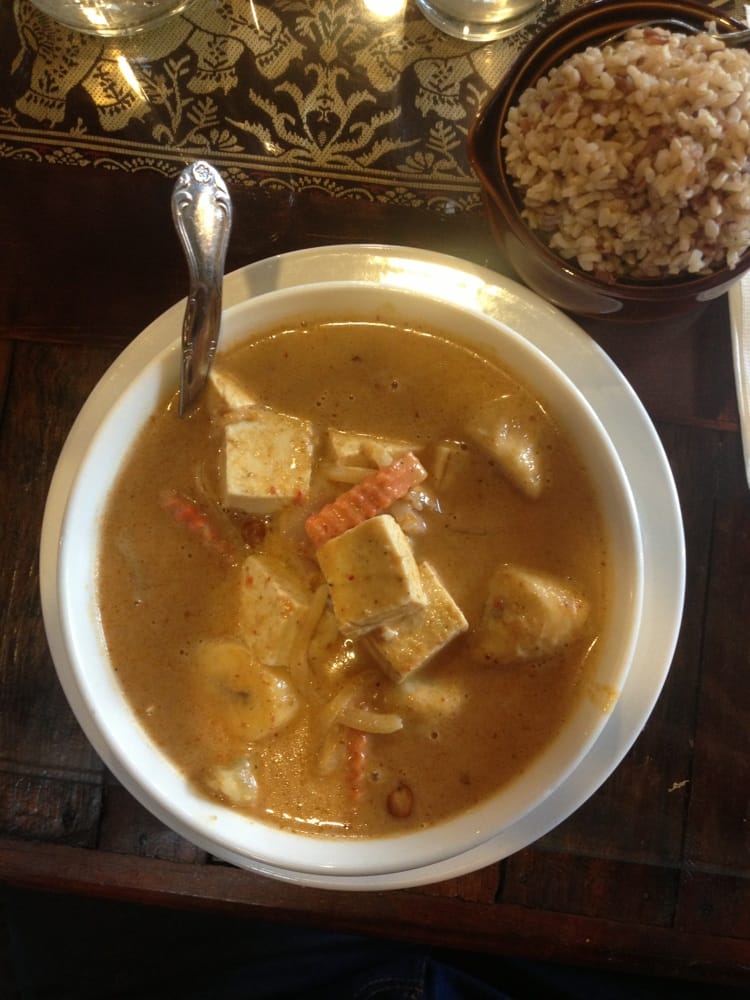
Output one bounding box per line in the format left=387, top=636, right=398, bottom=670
left=1, top=0, right=749, bottom=987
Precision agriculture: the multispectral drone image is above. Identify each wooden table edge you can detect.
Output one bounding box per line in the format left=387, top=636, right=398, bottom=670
left=1, top=838, right=748, bottom=986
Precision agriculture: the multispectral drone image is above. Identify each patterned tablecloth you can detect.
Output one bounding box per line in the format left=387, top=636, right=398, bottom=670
left=0, top=0, right=745, bottom=213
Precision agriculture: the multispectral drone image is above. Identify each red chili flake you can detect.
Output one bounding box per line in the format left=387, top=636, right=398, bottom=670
left=245, top=576, right=254, bottom=586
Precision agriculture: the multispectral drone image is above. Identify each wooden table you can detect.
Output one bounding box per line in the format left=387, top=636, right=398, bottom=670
left=1, top=0, right=748, bottom=987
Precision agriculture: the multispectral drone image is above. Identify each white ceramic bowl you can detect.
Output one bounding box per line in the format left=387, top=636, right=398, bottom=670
left=43, top=276, right=644, bottom=882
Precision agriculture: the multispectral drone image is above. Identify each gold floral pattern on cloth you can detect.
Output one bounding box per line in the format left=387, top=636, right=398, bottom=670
left=0, top=0, right=745, bottom=211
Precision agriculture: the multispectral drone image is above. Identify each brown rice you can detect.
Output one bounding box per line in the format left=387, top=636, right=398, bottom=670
left=501, top=27, right=750, bottom=281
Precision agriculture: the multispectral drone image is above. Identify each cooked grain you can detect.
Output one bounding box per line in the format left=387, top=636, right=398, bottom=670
left=501, top=27, right=750, bottom=280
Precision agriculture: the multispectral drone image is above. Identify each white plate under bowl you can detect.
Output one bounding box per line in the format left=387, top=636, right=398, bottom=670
left=40, top=244, right=684, bottom=890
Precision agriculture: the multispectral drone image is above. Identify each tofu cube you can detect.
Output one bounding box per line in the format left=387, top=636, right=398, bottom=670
left=471, top=400, right=546, bottom=499
left=474, top=565, right=589, bottom=665
left=396, top=675, right=466, bottom=717
left=328, top=429, right=417, bottom=469
left=316, top=514, right=426, bottom=638
left=207, top=368, right=256, bottom=413
left=368, top=561, right=468, bottom=682
left=223, top=406, right=314, bottom=514
left=239, top=554, right=312, bottom=667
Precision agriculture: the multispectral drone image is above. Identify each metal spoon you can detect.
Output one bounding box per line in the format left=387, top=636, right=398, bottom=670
left=171, top=160, right=232, bottom=416
left=604, top=18, right=750, bottom=46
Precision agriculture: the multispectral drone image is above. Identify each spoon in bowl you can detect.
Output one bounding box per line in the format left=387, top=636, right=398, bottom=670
left=171, top=161, right=233, bottom=416
left=603, top=18, right=750, bottom=46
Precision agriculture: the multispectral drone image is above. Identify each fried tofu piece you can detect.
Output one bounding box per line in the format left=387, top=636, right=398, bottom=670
left=238, top=553, right=313, bottom=667
left=471, top=399, right=546, bottom=499
left=316, top=514, right=426, bottom=638
left=368, top=561, right=468, bottom=682
left=223, top=406, right=314, bottom=514
left=474, top=565, right=589, bottom=665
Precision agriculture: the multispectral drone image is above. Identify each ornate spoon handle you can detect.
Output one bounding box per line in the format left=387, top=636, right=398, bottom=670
left=171, top=161, right=233, bottom=416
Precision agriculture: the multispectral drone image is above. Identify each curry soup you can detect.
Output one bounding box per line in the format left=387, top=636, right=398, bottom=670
left=97, top=318, right=610, bottom=838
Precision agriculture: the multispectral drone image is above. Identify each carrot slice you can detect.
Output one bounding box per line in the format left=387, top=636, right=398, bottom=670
left=305, top=451, right=427, bottom=547
left=160, top=491, right=232, bottom=559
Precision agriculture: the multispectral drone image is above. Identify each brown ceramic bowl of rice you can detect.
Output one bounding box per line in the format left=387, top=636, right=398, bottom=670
left=468, top=0, right=750, bottom=321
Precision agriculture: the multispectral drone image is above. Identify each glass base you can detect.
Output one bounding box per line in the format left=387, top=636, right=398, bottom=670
left=414, top=0, right=541, bottom=42
left=28, top=0, right=197, bottom=36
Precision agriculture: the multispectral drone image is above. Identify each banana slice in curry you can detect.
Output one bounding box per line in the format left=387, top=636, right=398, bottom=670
left=192, top=639, right=300, bottom=742
left=205, top=757, right=259, bottom=807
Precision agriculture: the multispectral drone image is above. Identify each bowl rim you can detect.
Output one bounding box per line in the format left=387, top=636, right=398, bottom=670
left=467, top=0, right=750, bottom=299
left=51, top=277, right=644, bottom=878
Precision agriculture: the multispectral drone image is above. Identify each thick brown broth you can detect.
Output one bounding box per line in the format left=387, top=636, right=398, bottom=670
left=98, top=319, right=610, bottom=837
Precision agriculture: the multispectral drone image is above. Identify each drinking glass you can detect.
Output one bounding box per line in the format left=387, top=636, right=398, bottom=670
left=28, top=0, right=196, bottom=35
left=414, top=0, right=546, bottom=42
